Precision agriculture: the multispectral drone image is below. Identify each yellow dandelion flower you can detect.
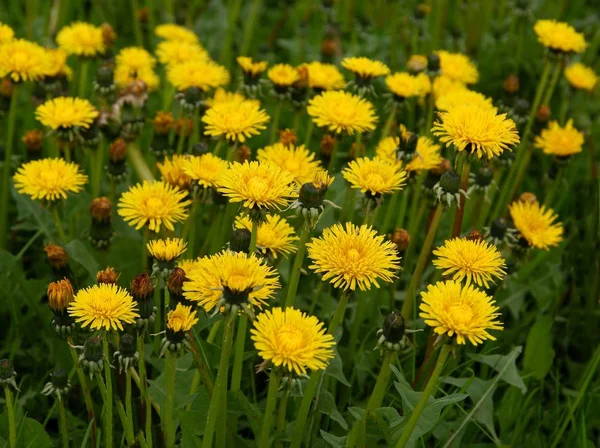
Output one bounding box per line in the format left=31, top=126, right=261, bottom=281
left=509, top=201, right=563, bottom=250
left=216, top=161, right=296, bottom=210
left=237, top=56, right=268, bottom=76
left=36, top=97, right=98, bottom=130
left=0, top=23, right=14, bottom=43
left=307, top=223, right=401, bottom=291
left=342, top=157, right=407, bottom=196
left=116, top=46, right=156, bottom=70
left=203, top=99, right=269, bottom=142
left=307, top=90, right=378, bottom=135
left=235, top=214, right=299, bottom=258
left=56, top=22, right=105, bottom=57
left=376, top=135, right=442, bottom=172
left=564, top=63, right=597, bottom=91
left=177, top=258, right=202, bottom=274
left=156, top=40, right=208, bottom=67
left=436, top=89, right=495, bottom=112
left=407, top=54, right=427, bottom=73
left=251, top=307, right=335, bottom=375
left=268, top=63, right=300, bottom=87
left=183, top=250, right=280, bottom=312
left=432, top=74, right=467, bottom=99
left=433, top=238, right=506, bottom=288
left=533, top=20, right=586, bottom=54
left=311, top=169, right=335, bottom=189
left=118, top=181, right=191, bottom=233
left=158, top=155, right=193, bottom=190
left=114, top=64, right=160, bottom=90
left=167, top=59, right=230, bottom=92
left=534, top=119, right=584, bottom=157
left=0, top=39, right=49, bottom=82
left=419, top=280, right=503, bottom=345
left=68, top=284, right=139, bottom=331
left=182, top=153, right=229, bottom=188
left=257, top=143, right=322, bottom=185
left=414, top=72, right=432, bottom=97
left=13, top=158, right=87, bottom=202
left=204, top=88, right=258, bottom=108
left=385, top=72, right=417, bottom=98
left=44, top=48, right=72, bottom=79
left=304, top=61, right=346, bottom=90
left=146, top=238, right=187, bottom=262
left=341, top=56, right=390, bottom=80
left=155, top=24, right=198, bottom=44
left=437, top=50, right=479, bottom=84
left=166, top=303, right=199, bottom=333
left=432, top=104, right=520, bottom=159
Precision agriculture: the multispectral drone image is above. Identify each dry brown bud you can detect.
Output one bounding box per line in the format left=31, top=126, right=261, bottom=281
left=44, top=244, right=68, bottom=269
left=279, top=129, right=297, bottom=147
left=320, top=134, right=336, bottom=156
left=153, top=111, right=175, bottom=135
left=238, top=145, right=252, bottom=163
left=96, top=266, right=119, bottom=284
left=167, top=267, right=187, bottom=296
left=47, top=278, right=74, bottom=312
left=90, top=197, right=112, bottom=222
left=519, top=192, right=538, bottom=204
left=390, top=228, right=411, bottom=252
left=131, top=272, right=154, bottom=301
left=109, top=138, right=127, bottom=162
left=321, top=39, right=338, bottom=58
left=101, top=23, right=117, bottom=49
left=22, top=130, right=43, bottom=152
left=536, top=104, right=551, bottom=123
left=503, top=73, right=520, bottom=94
left=466, top=229, right=483, bottom=241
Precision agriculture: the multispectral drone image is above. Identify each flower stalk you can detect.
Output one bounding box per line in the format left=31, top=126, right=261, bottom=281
left=163, top=351, right=177, bottom=447
left=102, top=332, right=114, bottom=448
left=258, top=369, right=282, bottom=448
left=4, top=386, right=16, bottom=448
left=0, top=85, right=19, bottom=250
left=284, top=226, right=310, bottom=308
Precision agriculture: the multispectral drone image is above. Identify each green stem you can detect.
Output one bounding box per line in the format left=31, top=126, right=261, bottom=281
left=0, top=85, right=19, bottom=250
left=401, top=203, right=443, bottom=320
left=381, top=104, right=397, bottom=139
left=202, top=313, right=237, bottom=448
left=78, top=59, right=89, bottom=98
left=16, top=229, right=43, bottom=260
left=137, top=332, right=153, bottom=448
left=51, top=206, right=67, bottom=243
left=163, top=351, right=177, bottom=447
left=58, top=397, right=69, bottom=448
left=92, top=143, right=105, bottom=198
left=284, top=226, right=310, bottom=308
left=102, top=333, right=113, bottom=448
left=304, top=120, right=314, bottom=146
left=5, top=387, right=16, bottom=448
left=544, top=164, right=566, bottom=207
left=125, top=368, right=134, bottom=446
left=67, top=338, right=97, bottom=446
left=424, top=88, right=435, bottom=136
left=395, top=345, right=451, bottom=448
left=346, top=296, right=367, bottom=365
left=176, top=130, right=186, bottom=155
left=395, top=187, right=410, bottom=229
left=327, top=139, right=339, bottom=172
left=127, top=142, right=155, bottom=182
left=259, top=370, right=282, bottom=448
left=381, top=191, right=400, bottom=233
left=270, top=102, right=282, bottom=144
left=240, top=0, right=263, bottom=56
left=275, top=385, right=290, bottom=448
left=132, top=0, right=144, bottom=46
left=451, top=159, right=471, bottom=238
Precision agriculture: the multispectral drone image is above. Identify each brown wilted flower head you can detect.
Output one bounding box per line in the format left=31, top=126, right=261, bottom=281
left=22, top=130, right=43, bottom=152
left=503, top=74, right=520, bottom=94
left=47, top=278, right=74, bottom=312
left=279, top=129, right=297, bottom=147
left=519, top=192, right=538, bottom=204
left=44, top=244, right=68, bottom=269
left=101, top=23, right=117, bottom=49
left=167, top=267, right=187, bottom=296
left=320, top=134, right=336, bottom=156
left=136, top=7, right=149, bottom=22
left=0, top=78, right=13, bottom=97
left=536, top=105, right=551, bottom=123
left=466, top=229, right=483, bottom=241
left=153, top=111, right=175, bottom=135
left=294, top=65, right=309, bottom=89
left=430, top=158, right=451, bottom=176
left=321, top=38, right=338, bottom=58
left=90, top=197, right=112, bottom=222
left=390, top=228, right=411, bottom=252
left=175, top=117, right=193, bottom=137
left=109, top=138, right=127, bottom=162
left=131, top=272, right=154, bottom=301
left=96, top=266, right=119, bottom=284
left=238, top=144, right=252, bottom=163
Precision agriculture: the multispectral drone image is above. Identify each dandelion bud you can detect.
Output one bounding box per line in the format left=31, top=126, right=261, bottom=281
left=114, top=333, right=139, bottom=371
left=519, top=192, right=537, bottom=204
left=475, top=166, right=494, bottom=187
left=434, top=170, right=468, bottom=208
left=49, top=368, right=69, bottom=390
left=230, top=228, right=252, bottom=253
left=294, top=65, right=309, bottom=90
left=0, top=359, right=17, bottom=390
left=101, top=23, right=117, bottom=48
left=321, top=38, right=338, bottom=59
left=131, top=273, right=154, bottom=301
left=48, top=279, right=74, bottom=312
left=238, top=144, right=252, bottom=163
left=320, top=134, right=336, bottom=157
left=192, top=141, right=210, bottom=156
left=426, top=53, right=441, bottom=74
left=0, top=78, right=14, bottom=97
left=22, top=129, right=43, bottom=152
left=44, top=244, right=69, bottom=270
left=397, top=131, right=419, bottom=162
left=383, top=312, right=406, bottom=343
left=279, top=129, right=297, bottom=147
left=439, top=170, right=461, bottom=194
left=182, top=86, right=203, bottom=111
left=466, top=229, right=483, bottom=241
left=152, top=111, right=175, bottom=135
left=95, top=64, right=115, bottom=91
left=175, top=117, right=193, bottom=138
left=80, top=336, right=104, bottom=378
left=485, top=217, right=518, bottom=248
left=90, top=197, right=112, bottom=223
left=90, top=197, right=114, bottom=248
left=536, top=104, right=551, bottom=123
left=490, top=217, right=508, bottom=240
left=407, top=55, right=428, bottom=74
left=167, top=267, right=191, bottom=306
left=97, top=266, right=119, bottom=284
left=107, top=138, right=127, bottom=179
left=503, top=73, right=520, bottom=94
left=390, top=228, right=411, bottom=252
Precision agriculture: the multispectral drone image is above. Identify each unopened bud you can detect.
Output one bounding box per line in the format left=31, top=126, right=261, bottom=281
left=230, top=228, right=252, bottom=253
left=109, top=138, right=127, bottom=162
left=167, top=267, right=187, bottom=296
left=439, top=170, right=461, bottom=194
left=519, top=192, right=537, bottom=204
left=153, top=111, right=174, bottom=135
left=383, top=312, right=406, bottom=343
left=45, top=244, right=69, bottom=269
left=536, top=105, right=551, bottom=123
left=503, top=74, right=520, bottom=94
left=427, top=53, right=440, bottom=73
left=320, top=134, right=336, bottom=156
left=47, top=279, right=74, bottom=312
left=466, top=229, right=483, bottom=241
left=96, top=266, right=119, bottom=284
left=101, top=23, right=117, bottom=48
left=131, top=273, right=154, bottom=301
left=390, top=228, right=411, bottom=252
left=90, top=197, right=112, bottom=222
left=279, top=129, right=297, bottom=146
left=22, top=130, right=43, bottom=152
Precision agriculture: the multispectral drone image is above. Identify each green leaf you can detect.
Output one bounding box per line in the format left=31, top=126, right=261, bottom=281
left=320, top=430, right=346, bottom=448
left=21, top=418, right=53, bottom=448
left=65, top=239, right=99, bottom=281
left=228, top=389, right=263, bottom=439
left=148, top=362, right=199, bottom=412
left=469, top=346, right=527, bottom=393
left=325, top=348, right=351, bottom=387
left=523, top=315, right=555, bottom=380
left=316, top=390, right=348, bottom=430
left=444, top=376, right=497, bottom=435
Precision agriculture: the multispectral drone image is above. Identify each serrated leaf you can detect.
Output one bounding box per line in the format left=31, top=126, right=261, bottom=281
left=316, top=390, right=347, bottom=430
left=469, top=346, right=526, bottom=393
left=320, top=430, right=346, bottom=448
left=523, top=315, right=555, bottom=380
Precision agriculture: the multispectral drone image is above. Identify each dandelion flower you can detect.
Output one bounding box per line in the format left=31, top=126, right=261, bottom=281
left=47, top=278, right=75, bottom=312
left=155, top=24, right=198, bottom=44
left=376, top=135, right=442, bottom=172
left=307, top=90, right=378, bottom=135
left=44, top=48, right=72, bottom=79
left=166, top=303, right=199, bottom=333
left=307, top=223, right=401, bottom=291
left=183, top=251, right=280, bottom=312
left=437, top=50, right=479, bottom=84
left=268, top=64, right=300, bottom=87
left=36, top=97, right=98, bottom=130
left=167, top=59, right=230, bottom=92
left=432, top=104, right=520, bottom=159
left=203, top=99, right=269, bottom=142
left=177, top=258, right=202, bottom=274
left=432, top=74, right=467, bottom=99
left=534, top=119, right=584, bottom=157
left=237, top=56, right=268, bottom=77
left=114, top=47, right=159, bottom=90
left=385, top=72, right=418, bottom=98
left=436, top=89, right=495, bottom=112
left=147, top=238, right=187, bottom=262
left=68, top=284, right=139, bottom=331
left=158, top=155, right=193, bottom=190
left=235, top=214, right=299, bottom=258
left=341, top=56, right=390, bottom=80
left=533, top=20, right=586, bottom=54
left=564, top=63, right=597, bottom=91
left=419, top=280, right=503, bottom=345
left=509, top=201, right=563, bottom=250
left=156, top=40, right=208, bottom=67
left=216, top=161, right=296, bottom=210
left=257, top=143, right=322, bottom=185
left=118, top=181, right=191, bottom=232
left=251, top=307, right=335, bottom=375
left=343, top=157, right=407, bottom=196
left=56, top=22, right=105, bottom=57
left=183, top=153, right=229, bottom=189
left=433, top=238, right=506, bottom=288
left=0, top=23, right=14, bottom=43
left=0, top=39, right=49, bottom=82
left=204, top=88, right=256, bottom=108
left=304, top=61, right=346, bottom=90
left=13, top=158, right=87, bottom=201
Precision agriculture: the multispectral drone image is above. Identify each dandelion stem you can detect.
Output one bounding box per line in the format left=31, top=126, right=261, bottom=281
left=163, top=351, right=177, bottom=447
left=270, top=102, right=282, bottom=144
left=125, top=368, right=135, bottom=445
left=395, top=344, right=450, bottom=448
left=401, top=203, right=443, bottom=320
left=284, top=226, right=310, bottom=308
left=51, top=206, right=67, bottom=243
left=0, top=85, right=19, bottom=250
left=132, top=0, right=144, bottom=46
left=381, top=191, right=399, bottom=233
left=202, top=311, right=237, bottom=448
left=304, top=120, right=314, bottom=146
left=67, top=337, right=97, bottom=447
left=78, top=59, right=89, bottom=98
left=137, top=331, right=153, bottom=448
left=240, top=0, right=263, bottom=56
left=57, top=397, right=69, bottom=448
left=102, top=332, right=114, bottom=448
left=451, top=158, right=471, bottom=238
left=127, top=142, right=155, bottom=183
left=259, top=369, right=281, bottom=448
left=544, top=164, right=566, bottom=207
left=186, top=333, right=214, bottom=397
left=275, top=384, right=290, bottom=448
left=5, top=387, right=17, bottom=448
left=382, top=103, right=397, bottom=139
left=92, top=141, right=105, bottom=198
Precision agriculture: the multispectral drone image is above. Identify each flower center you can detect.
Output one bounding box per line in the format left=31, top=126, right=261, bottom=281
left=248, top=177, right=269, bottom=198
left=145, top=197, right=164, bottom=215
left=40, top=170, right=61, bottom=187
left=449, top=303, right=473, bottom=325
left=347, top=248, right=361, bottom=262
left=365, top=173, right=385, bottom=190
left=277, top=325, right=304, bottom=352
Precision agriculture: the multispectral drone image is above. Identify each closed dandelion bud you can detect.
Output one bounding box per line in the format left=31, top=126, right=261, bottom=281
left=48, top=278, right=74, bottom=313
left=503, top=73, right=520, bottom=94
left=97, top=266, right=119, bottom=284
left=131, top=273, right=156, bottom=326
left=426, top=53, right=441, bottom=74
left=94, top=64, right=115, bottom=95
left=291, top=170, right=336, bottom=229
left=238, top=144, right=252, bottom=163
left=167, top=267, right=192, bottom=306
left=114, top=333, right=139, bottom=371
left=0, top=359, right=17, bottom=390
left=434, top=170, right=469, bottom=208
left=320, top=134, right=336, bottom=157
left=390, top=228, right=411, bottom=252
left=101, top=23, right=116, bottom=49
left=407, top=55, right=428, bottom=74
left=80, top=336, right=104, bottom=378
left=44, top=244, right=69, bottom=270
left=90, top=197, right=114, bottom=248
left=108, top=138, right=128, bottom=179
left=279, top=129, right=297, bottom=146
left=475, top=166, right=493, bottom=187
left=295, top=66, right=309, bottom=90
left=321, top=38, right=338, bottom=59
left=182, top=86, right=203, bottom=111
left=22, top=129, right=43, bottom=152
left=192, top=141, right=209, bottom=156
left=490, top=218, right=508, bottom=240
left=397, top=131, right=419, bottom=162
left=41, top=368, right=71, bottom=399
left=230, top=228, right=252, bottom=253
left=175, top=118, right=193, bottom=138
left=90, top=197, right=112, bottom=223
left=536, top=104, right=551, bottom=123
left=376, top=312, right=408, bottom=352
left=79, top=119, right=101, bottom=148
left=467, top=229, right=483, bottom=241
left=485, top=217, right=518, bottom=247
left=519, top=192, right=537, bottom=204
left=299, top=183, right=324, bottom=209
left=440, top=170, right=461, bottom=194
left=153, top=111, right=175, bottom=135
